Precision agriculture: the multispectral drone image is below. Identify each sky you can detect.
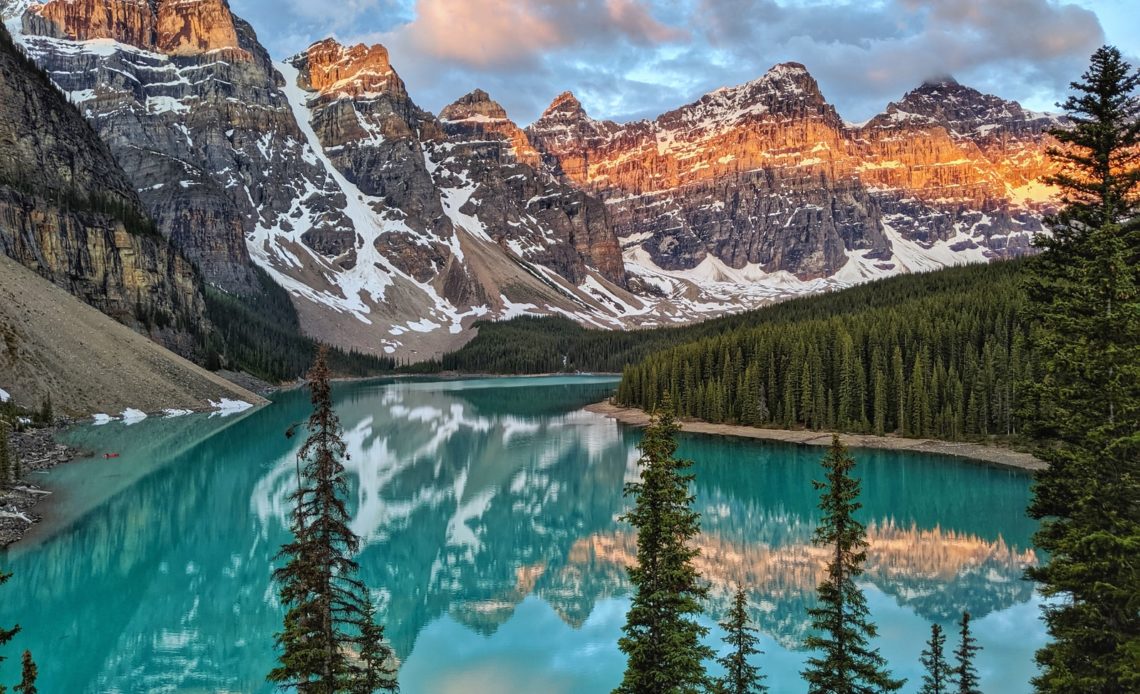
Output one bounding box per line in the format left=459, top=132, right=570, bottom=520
left=229, top=0, right=1140, bottom=125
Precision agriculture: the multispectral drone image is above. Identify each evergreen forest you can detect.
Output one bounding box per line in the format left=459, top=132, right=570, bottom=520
left=613, top=261, right=1031, bottom=440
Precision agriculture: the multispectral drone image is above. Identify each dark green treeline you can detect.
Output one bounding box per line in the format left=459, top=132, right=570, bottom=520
left=616, top=261, right=1031, bottom=441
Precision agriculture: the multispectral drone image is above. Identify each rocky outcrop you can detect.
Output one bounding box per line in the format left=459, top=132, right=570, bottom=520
left=24, top=0, right=156, bottom=46
left=12, top=0, right=340, bottom=293
left=297, top=39, right=402, bottom=98
left=0, top=21, right=206, bottom=355
left=285, top=39, right=627, bottom=298
left=852, top=78, right=1059, bottom=250
left=437, top=89, right=625, bottom=286
left=440, top=89, right=542, bottom=169
left=155, top=0, right=243, bottom=56
left=25, top=0, right=245, bottom=57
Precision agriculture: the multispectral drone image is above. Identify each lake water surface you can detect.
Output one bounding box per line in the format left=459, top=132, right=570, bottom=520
left=0, top=376, right=1045, bottom=692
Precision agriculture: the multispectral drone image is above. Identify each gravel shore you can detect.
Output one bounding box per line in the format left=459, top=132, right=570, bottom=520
left=586, top=401, right=1046, bottom=472
left=1, top=426, right=83, bottom=547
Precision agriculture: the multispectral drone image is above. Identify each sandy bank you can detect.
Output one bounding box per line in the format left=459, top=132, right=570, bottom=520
left=586, top=401, right=1045, bottom=472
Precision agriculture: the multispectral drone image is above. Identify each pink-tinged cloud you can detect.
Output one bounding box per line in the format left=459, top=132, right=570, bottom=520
left=392, top=0, right=686, bottom=69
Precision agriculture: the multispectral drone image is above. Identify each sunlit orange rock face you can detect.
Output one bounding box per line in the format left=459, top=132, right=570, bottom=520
left=155, top=0, right=242, bottom=56
left=439, top=89, right=542, bottom=169
left=298, top=39, right=404, bottom=100
left=854, top=78, right=1060, bottom=204
left=527, top=66, right=1060, bottom=276
left=290, top=38, right=442, bottom=146
left=26, top=0, right=245, bottom=57
left=531, top=65, right=859, bottom=194
left=26, top=0, right=155, bottom=46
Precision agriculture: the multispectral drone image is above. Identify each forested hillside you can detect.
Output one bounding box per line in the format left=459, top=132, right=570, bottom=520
left=614, top=261, right=1031, bottom=440
left=425, top=261, right=1033, bottom=441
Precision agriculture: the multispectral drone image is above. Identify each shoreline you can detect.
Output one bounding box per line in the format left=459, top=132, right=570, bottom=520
left=1, top=425, right=84, bottom=547
left=585, top=401, right=1046, bottom=472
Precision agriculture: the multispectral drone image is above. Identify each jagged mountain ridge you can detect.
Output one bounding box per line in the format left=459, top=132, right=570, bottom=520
left=2, top=0, right=1063, bottom=361
left=527, top=64, right=1060, bottom=283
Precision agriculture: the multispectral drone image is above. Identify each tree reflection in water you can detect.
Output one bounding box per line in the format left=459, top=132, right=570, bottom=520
left=0, top=376, right=1041, bottom=693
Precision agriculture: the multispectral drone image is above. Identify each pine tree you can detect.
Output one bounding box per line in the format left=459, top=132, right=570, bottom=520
left=892, top=346, right=907, bottom=435
left=802, top=435, right=904, bottom=693
left=919, top=623, right=951, bottom=694
left=350, top=593, right=397, bottom=694
left=615, top=407, right=711, bottom=694
left=13, top=651, right=35, bottom=694
left=713, top=587, right=767, bottom=694
left=268, top=348, right=398, bottom=693
left=952, top=612, right=981, bottom=694
left=0, top=424, right=10, bottom=488
left=0, top=569, right=23, bottom=694
left=1024, top=45, right=1140, bottom=694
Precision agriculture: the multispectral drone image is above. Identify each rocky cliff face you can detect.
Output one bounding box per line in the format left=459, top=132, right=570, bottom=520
left=8, top=0, right=339, bottom=293
left=263, top=39, right=643, bottom=358
left=437, top=89, right=625, bottom=287
left=4, top=0, right=652, bottom=360
left=853, top=78, right=1059, bottom=252
left=0, top=21, right=205, bottom=354
left=528, top=64, right=1059, bottom=281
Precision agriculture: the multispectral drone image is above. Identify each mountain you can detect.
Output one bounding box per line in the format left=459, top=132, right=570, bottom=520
left=1, top=0, right=1064, bottom=362
left=528, top=64, right=1059, bottom=287
left=0, top=20, right=206, bottom=357
left=275, top=38, right=666, bottom=359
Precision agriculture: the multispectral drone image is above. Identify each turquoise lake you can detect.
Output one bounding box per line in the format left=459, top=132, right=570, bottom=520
left=0, top=376, right=1045, bottom=692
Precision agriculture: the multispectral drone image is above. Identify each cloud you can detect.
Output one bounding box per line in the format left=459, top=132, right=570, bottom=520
left=690, top=0, right=1105, bottom=120
left=389, top=0, right=687, bottom=69
left=232, top=0, right=1119, bottom=125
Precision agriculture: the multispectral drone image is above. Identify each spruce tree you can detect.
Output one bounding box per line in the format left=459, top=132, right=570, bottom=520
left=351, top=593, right=397, bottom=693
left=0, top=567, right=31, bottom=692
left=615, top=407, right=711, bottom=694
left=802, top=435, right=903, bottom=694
left=13, top=651, right=35, bottom=694
left=951, top=612, right=981, bottom=694
left=919, top=623, right=950, bottom=694
left=0, top=424, right=10, bottom=488
left=268, top=348, right=398, bottom=693
left=1024, top=45, right=1140, bottom=694
left=713, top=587, right=767, bottom=694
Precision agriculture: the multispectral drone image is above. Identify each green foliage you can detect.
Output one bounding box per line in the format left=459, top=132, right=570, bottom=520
left=918, top=623, right=950, bottom=694
left=1024, top=45, right=1140, bottom=694
left=268, top=349, right=397, bottom=692
left=616, top=261, right=1029, bottom=441
left=13, top=651, right=35, bottom=694
left=952, top=612, right=981, bottom=694
left=419, top=261, right=1031, bottom=382
left=32, top=397, right=51, bottom=427
left=204, top=266, right=394, bottom=383
left=615, top=407, right=712, bottom=694
left=354, top=593, right=398, bottom=693
left=802, top=436, right=904, bottom=694
left=0, top=568, right=29, bottom=694
left=713, top=587, right=767, bottom=694
left=0, top=424, right=11, bottom=488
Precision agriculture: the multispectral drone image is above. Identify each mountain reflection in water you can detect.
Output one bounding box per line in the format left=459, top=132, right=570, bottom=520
left=0, top=376, right=1042, bottom=693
